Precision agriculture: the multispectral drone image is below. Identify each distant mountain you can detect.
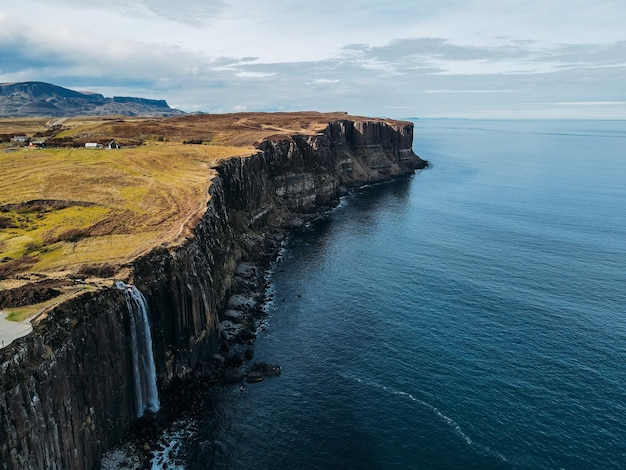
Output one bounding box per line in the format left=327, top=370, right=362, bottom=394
left=0, top=82, right=185, bottom=117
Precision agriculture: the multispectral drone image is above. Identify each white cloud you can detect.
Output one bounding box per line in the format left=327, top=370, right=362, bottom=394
left=25, top=0, right=228, bottom=25
left=234, top=72, right=275, bottom=78
left=553, top=101, right=626, bottom=106
left=2, top=0, right=626, bottom=118
left=425, top=89, right=511, bottom=94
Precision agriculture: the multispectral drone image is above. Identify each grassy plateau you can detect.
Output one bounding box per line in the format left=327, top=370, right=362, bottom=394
left=0, top=112, right=359, bottom=298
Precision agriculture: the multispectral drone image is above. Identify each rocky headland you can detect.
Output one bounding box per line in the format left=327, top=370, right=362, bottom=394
left=0, top=82, right=184, bottom=118
left=0, top=114, right=426, bottom=469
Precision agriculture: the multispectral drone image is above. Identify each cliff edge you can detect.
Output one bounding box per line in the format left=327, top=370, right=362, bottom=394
left=0, top=115, right=426, bottom=469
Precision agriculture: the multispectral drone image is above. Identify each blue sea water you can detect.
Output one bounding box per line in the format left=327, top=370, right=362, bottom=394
left=176, top=119, right=626, bottom=469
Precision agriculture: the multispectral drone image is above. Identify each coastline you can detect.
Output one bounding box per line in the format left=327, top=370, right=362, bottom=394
left=102, top=172, right=424, bottom=468
left=0, top=116, right=427, bottom=469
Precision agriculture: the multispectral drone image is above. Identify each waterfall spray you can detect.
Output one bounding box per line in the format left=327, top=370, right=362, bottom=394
left=115, top=281, right=160, bottom=417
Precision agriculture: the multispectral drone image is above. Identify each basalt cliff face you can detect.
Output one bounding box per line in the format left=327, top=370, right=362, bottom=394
left=0, top=118, right=426, bottom=469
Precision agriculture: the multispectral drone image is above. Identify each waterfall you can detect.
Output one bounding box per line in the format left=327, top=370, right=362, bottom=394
left=115, top=281, right=160, bottom=417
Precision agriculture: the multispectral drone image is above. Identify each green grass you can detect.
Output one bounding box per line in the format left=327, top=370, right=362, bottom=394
left=3, top=286, right=92, bottom=322
left=1, top=112, right=362, bottom=281
left=5, top=306, right=39, bottom=322
left=0, top=143, right=254, bottom=278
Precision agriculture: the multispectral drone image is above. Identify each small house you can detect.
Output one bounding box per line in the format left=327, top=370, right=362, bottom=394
left=85, top=142, right=102, bottom=149
left=12, top=135, right=28, bottom=143
left=108, top=141, right=121, bottom=149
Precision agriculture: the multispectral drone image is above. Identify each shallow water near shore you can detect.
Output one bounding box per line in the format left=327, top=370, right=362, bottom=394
left=148, top=119, right=626, bottom=469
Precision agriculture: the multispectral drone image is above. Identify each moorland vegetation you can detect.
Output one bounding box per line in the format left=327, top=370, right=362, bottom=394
left=0, top=112, right=361, bottom=300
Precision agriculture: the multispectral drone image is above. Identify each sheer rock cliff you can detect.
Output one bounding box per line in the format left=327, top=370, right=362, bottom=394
left=0, top=118, right=426, bottom=469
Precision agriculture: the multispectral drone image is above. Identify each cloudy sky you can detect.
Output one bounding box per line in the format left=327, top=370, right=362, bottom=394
left=1, top=0, right=626, bottom=119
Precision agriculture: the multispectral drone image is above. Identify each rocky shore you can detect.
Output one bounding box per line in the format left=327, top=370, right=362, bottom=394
left=0, top=116, right=427, bottom=469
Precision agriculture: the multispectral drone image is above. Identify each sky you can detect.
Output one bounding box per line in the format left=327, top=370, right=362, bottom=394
left=1, top=0, right=626, bottom=119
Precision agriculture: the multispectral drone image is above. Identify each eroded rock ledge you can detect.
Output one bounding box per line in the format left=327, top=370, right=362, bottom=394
left=0, top=117, right=426, bottom=469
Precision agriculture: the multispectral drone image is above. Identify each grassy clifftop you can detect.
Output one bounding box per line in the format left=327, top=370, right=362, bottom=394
left=0, top=145, right=230, bottom=279
left=0, top=112, right=373, bottom=288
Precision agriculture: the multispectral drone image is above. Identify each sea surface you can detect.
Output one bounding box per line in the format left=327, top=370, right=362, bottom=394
left=157, top=119, right=626, bottom=469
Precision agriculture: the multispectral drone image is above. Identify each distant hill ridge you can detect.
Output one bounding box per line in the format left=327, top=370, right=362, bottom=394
left=0, top=81, right=185, bottom=117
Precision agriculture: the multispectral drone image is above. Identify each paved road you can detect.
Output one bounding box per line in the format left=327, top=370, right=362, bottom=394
left=0, top=311, right=33, bottom=349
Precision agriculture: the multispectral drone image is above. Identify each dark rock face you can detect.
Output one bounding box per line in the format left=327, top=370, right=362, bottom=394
left=0, top=291, right=137, bottom=470
left=0, top=282, right=67, bottom=309
left=0, top=118, right=426, bottom=469
left=0, top=81, right=184, bottom=117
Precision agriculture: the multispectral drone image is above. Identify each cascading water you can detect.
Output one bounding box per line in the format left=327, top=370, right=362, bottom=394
left=115, top=281, right=160, bottom=417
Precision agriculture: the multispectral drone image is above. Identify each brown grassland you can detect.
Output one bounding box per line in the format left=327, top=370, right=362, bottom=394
left=0, top=112, right=365, bottom=293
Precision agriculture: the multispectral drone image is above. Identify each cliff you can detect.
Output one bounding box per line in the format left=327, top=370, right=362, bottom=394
left=0, top=82, right=185, bottom=117
left=0, top=118, right=426, bottom=469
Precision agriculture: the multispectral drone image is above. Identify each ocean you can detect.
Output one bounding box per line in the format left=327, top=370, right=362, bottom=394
left=151, top=119, right=626, bottom=469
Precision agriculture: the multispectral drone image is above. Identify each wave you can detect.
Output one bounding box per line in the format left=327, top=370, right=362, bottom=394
left=150, top=420, right=197, bottom=470
left=344, top=373, right=509, bottom=464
